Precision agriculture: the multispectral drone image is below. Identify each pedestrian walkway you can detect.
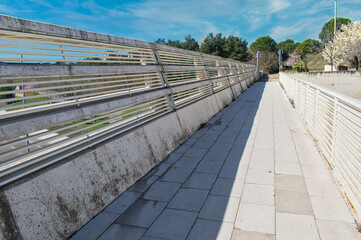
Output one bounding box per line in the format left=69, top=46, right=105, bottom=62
left=71, top=82, right=361, bottom=240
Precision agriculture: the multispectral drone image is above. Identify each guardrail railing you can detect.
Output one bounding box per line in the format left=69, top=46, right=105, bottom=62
left=0, top=15, right=257, bottom=186
left=280, top=72, right=361, bottom=216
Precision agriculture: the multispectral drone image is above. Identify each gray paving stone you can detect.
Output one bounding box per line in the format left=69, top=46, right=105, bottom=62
left=141, top=237, right=165, bottom=240
left=219, top=164, right=248, bottom=180
left=160, top=167, right=193, bottom=183
left=235, top=203, right=275, bottom=234
left=275, top=174, right=307, bottom=192
left=143, top=181, right=181, bottom=202
left=116, top=199, right=166, bottom=228
left=276, top=190, right=312, bottom=215
left=199, top=195, right=239, bottom=222
left=211, top=178, right=244, bottom=198
left=276, top=212, right=320, bottom=240
left=70, top=212, right=119, bottom=240
left=241, top=184, right=274, bottom=206
left=168, top=188, right=209, bottom=212
left=195, top=160, right=223, bottom=174
left=98, top=224, right=146, bottom=240
left=187, top=219, right=233, bottom=240
left=173, top=156, right=201, bottom=169
left=183, top=147, right=208, bottom=158
left=183, top=172, right=217, bottom=190
left=153, top=163, right=172, bottom=177
left=316, top=220, right=361, bottom=240
left=192, top=140, right=215, bottom=149
left=104, top=191, right=142, bottom=214
left=231, top=230, right=275, bottom=240
left=163, top=153, right=182, bottom=164
left=145, top=209, right=197, bottom=240
left=174, top=143, right=191, bottom=154
left=310, top=196, right=354, bottom=222
left=203, top=149, right=229, bottom=162
left=215, top=135, right=237, bottom=144
left=129, top=176, right=158, bottom=193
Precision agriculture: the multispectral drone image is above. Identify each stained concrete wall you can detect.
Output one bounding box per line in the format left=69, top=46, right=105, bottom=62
left=0, top=85, right=241, bottom=240
left=289, top=71, right=361, bottom=100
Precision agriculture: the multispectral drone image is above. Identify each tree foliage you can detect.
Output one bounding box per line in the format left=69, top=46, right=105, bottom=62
left=155, top=33, right=250, bottom=62
left=249, top=36, right=277, bottom=53
left=322, top=21, right=361, bottom=69
left=295, top=39, right=323, bottom=57
left=319, top=17, right=352, bottom=44
left=276, top=39, right=299, bottom=60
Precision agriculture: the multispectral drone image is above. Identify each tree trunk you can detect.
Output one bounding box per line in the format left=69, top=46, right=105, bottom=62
left=355, top=56, right=359, bottom=70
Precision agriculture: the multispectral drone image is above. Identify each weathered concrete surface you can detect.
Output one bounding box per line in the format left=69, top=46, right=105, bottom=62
left=71, top=82, right=360, bottom=240
left=0, top=84, right=245, bottom=239
left=289, top=71, right=361, bottom=100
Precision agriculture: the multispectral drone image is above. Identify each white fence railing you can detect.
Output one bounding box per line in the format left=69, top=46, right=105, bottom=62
left=0, top=15, right=257, bottom=186
left=280, top=72, right=361, bottom=216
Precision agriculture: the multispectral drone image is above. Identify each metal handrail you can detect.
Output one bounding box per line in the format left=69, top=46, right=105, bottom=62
left=280, top=72, right=361, bottom=216
left=0, top=15, right=257, bottom=186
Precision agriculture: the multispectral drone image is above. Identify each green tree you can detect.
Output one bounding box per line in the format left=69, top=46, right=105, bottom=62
left=276, top=39, right=299, bottom=60
left=181, top=34, right=200, bottom=51
left=319, top=17, right=352, bottom=44
left=295, top=39, right=323, bottom=57
left=167, top=40, right=182, bottom=48
left=200, top=33, right=226, bottom=57
left=223, top=35, right=251, bottom=61
left=250, top=36, right=277, bottom=53
left=155, top=38, right=166, bottom=45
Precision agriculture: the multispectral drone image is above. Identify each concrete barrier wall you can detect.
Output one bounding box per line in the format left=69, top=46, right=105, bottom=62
left=287, top=71, right=361, bottom=100
left=0, top=84, right=246, bottom=240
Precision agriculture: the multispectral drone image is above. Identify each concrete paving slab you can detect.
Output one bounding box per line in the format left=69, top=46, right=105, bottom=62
left=275, top=175, right=307, bottom=192
left=301, top=164, right=333, bottom=180
left=245, top=168, right=274, bottom=186
left=182, top=172, right=217, bottom=190
left=168, top=188, right=208, bottom=212
left=304, top=179, right=342, bottom=197
left=310, top=196, right=354, bottom=222
left=195, top=160, right=223, bottom=174
left=142, top=181, right=181, bottom=202
left=203, top=149, right=229, bottom=162
left=231, top=230, right=275, bottom=240
left=215, top=135, right=237, bottom=145
left=210, top=142, right=233, bottom=153
left=173, top=156, right=201, bottom=169
left=211, top=178, right=244, bottom=198
left=276, top=212, right=320, bottom=240
left=160, top=167, right=193, bottom=183
left=275, top=190, right=312, bottom=215
left=163, top=152, right=182, bottom=164
left=145, top=209, right=197, bottom=240
left=98, top=224, right=146, bottom=240
left=219, top=164, right=248, bottom=180
left=187, top=219, right=233, bottom=240
left=174, top=143, right=191, bottom=154
left=275, top=162, right=302, bottom=175
left=104, top=191, right=142, bottom=214
left=199, top=195, right=240, bottom=222
left=115, top=199, right=166, bottom=228
left=129, top=176, right=158, bottom=194
left=316, top=220, right=361, bottom=240
left=183, top=147, right=208, bottom=158
left=241, top=184, right=274, bottom=206
left=70, top=212, right=119, bottom=240
left=153, top=163, right=172, bottom=177
left=235, top=203, right=275, bottom=234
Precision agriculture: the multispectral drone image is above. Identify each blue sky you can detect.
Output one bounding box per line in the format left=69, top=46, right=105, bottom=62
left=1, top=0, right=360, bottom=45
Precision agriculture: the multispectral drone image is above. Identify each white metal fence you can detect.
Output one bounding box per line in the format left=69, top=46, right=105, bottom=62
left=280, top=72, right=361, bottom=216
left=0, top=15, right=257, bottom=186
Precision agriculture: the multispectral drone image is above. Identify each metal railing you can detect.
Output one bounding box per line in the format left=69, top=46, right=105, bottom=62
left=280, top=72, right=361, bottom=216
left=0, top=15, right=257, bottom=186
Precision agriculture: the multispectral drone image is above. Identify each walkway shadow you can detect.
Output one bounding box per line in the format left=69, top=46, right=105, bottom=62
left=71, top=82, right=267, bottom=240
